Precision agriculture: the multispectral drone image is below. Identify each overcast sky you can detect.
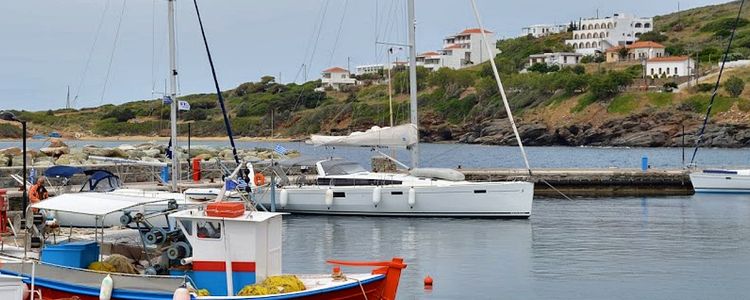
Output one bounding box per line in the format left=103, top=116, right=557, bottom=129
left=0, top=0, right=729, bottom=111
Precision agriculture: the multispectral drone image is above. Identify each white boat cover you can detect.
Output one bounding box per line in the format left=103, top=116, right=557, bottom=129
left=409, top=168, right=466, bottom=181
left=31, top=192, right=173, bottom=216
left=310, top=124, right=418, bottom=148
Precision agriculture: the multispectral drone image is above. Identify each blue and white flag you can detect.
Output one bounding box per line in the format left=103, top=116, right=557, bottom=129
left=163, top=95, right=172, bottom=105
left=178, top=100, right=191, bottom=111
left=274, top=144, right=288, bottom=155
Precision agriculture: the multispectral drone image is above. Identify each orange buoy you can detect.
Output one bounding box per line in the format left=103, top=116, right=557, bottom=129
left=424, top=275, right=433, bottom=288
left=253, top=173, right=266, bottom=186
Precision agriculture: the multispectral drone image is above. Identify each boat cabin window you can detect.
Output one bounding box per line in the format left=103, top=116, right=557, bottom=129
left=179, top=220, right=193, bottom=235
left=318, top=178, right=403, bottom=186
left=196, top=220, right=222, bottom=240
left=320, top=160, right=367, bottom=175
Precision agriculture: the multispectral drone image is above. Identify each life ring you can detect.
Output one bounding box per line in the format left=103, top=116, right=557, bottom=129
left=253, top=173, right=266, bottom=186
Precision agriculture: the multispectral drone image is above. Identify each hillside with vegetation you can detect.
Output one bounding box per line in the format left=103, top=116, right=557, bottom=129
left=3, top=0, right=750, bottom=147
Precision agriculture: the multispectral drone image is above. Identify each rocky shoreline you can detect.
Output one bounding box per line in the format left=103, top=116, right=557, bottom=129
left=420, top=111, right=750, bottom=148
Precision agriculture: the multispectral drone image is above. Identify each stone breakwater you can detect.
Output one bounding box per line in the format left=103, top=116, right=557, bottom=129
left=0, top=138, right=296, bottom=168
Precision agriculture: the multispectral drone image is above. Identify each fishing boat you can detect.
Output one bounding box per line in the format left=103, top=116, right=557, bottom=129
left=254, top=0, right=534, bottom=218
left=0, top=187, right=406, bottom=299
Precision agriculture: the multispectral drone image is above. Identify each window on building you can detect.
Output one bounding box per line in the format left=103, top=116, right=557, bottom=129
left=574, top=34, right=579, bottom=39
left=587, top=33, right=592, bottom=39
left=593, top=32, right=599, bottom=38
left=651, top=68, right=655, bottom=75
left=573, top=43, right=578, bottom=49
left=564, top=56, right=568, bottom=63
left=659, top=68, right=662, bottom=74
left=635, top=23, right=642, bottom=28
left=675, top=67, right=678, bottom=74
left=666, top=68, right=670, bottom=74
left=608, top=23, right=614, bottom=29
left=644, top=23, right=651, bottom=28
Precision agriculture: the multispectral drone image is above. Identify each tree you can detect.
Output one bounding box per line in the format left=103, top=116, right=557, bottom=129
left=617, top=47, right=630, bottom=61
left=724, top=76, right=745, bottom=98
left=103, top=108, right=135, bottom=122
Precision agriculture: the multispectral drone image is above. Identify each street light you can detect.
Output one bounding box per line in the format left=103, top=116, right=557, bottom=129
left=0, top=111, right=28, bottom=218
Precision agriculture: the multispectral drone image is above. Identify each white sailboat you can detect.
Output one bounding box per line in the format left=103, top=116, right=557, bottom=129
left=690, top=169, right=750, bottom=193
left=254, top=0, right=534, bottom=218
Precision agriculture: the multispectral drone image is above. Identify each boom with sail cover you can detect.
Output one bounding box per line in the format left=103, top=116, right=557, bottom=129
left=310, top=124, right=418, bottom=148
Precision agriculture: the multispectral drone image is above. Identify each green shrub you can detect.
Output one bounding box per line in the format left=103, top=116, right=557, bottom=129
left=102, top=108, right=135, bottom=122
left=724, top=76, right=745, bottom=97
left=700, top=17, right=750, bottom=33
left=607, top=94, right=638, bottom=114
left=571, top=93, right=597, bottom=113
left=648, top=93, right=673, bottom=107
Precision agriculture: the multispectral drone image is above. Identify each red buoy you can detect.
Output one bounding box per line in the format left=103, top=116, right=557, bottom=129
left=424, top=275, right=433, bottom=289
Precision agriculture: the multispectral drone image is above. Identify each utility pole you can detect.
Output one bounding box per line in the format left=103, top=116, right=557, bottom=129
left=347, top=56, right=351, bottom=73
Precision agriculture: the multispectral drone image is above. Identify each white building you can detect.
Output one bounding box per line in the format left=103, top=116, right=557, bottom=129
left=605, top=41, right=665, bottom=63
left=414, top=28, right=499, bottom=71
left=320, top=67, right=357, bottom=90
left=646, top=56, right=695, bottom=78
left=528, top=52, right=583, bottom=67
left=565, top=13, right=654, bottom=55
left=356, top=64, right=385, bottom=75
left=521, top=24, right=568, bottom=38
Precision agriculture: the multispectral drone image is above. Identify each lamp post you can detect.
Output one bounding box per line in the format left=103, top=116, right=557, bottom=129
left=0, top=111, right=28, bottom=218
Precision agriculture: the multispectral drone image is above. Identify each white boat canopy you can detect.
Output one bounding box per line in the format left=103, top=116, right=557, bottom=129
left=31, top=193, right=174, bottom=216
left=310, top=124, right=418, bottom=148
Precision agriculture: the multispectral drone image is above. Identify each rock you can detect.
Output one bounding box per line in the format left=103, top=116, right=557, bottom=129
left=55, top=153, right=88, bottom=165
left=0, top=147, right=22, bottom=157
left=83, top=146, right=127, bottom=158
left=33, top=160, right=54, bottom=167
left=142, top=149, right=161, bottom=158
left=11, top=154, right=33, bottom=167
left=39, top=146, right=70, bottom=157
left=194, top=153, right=213, bottom=161
left=48, top=138, right=68, bottom=148
left=127, top=150, right=147, bottom=160
left=0, top=156, right=9, bottom=166
left=117, top=144, right=137, bottom=151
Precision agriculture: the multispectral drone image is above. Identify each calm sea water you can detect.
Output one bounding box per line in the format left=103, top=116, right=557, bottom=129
left=283, top=194, right=750, bottom=299
left=1, top=139, right=749, bottom=169
left=3, top=140, right=750, bottom=298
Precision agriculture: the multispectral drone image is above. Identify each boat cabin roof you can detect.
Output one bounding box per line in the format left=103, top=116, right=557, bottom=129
left=32, top=192, right=173, bottom=216
left=170, top=209, right=284, bottom=223
left=318, top=159, right=367, bottom=176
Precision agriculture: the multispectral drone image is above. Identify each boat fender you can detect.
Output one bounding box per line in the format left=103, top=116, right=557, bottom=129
left=280, top=189, right=289, bottom=208
left=372, top=187, right=382, bottom=207
left=408, top=187, right=416, bottom=208
left=254, top=173, right=266, bottom=186
left=325, top=189, right=334, bottom=208
left=173, top=287, right=190, bottom=300
left=100, top=274, right=113, bottom=300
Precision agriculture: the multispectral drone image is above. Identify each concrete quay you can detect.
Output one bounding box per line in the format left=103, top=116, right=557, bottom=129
left=460, top=168, right=694, bottom=197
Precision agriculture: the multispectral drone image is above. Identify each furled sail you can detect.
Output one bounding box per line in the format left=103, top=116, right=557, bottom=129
left=310, top=124, right=418, bottom=148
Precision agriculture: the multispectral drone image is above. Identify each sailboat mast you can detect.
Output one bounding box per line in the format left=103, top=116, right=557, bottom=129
left=168, top=0, right=179, bottom=191
left=407, top=0, right=419, bottom=168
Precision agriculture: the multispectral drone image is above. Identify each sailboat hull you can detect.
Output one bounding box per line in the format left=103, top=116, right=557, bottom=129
left=258, top=181, right=533, bottom=218
left=690, top=170, right=750, bottom=193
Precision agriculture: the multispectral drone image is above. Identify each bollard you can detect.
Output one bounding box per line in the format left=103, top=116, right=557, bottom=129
left=0, top=189, right=7, bottom=234
left=192, top=158, right=201, bottom=182
left=641, top=155, right=648, bottom=172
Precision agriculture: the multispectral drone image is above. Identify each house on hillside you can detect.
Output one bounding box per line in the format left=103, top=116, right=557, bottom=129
left=320, top=67, right=356, bottom=91
left=605, top=41, right=666, bottom=63
left=414, top=28, right=499, bottom=71
left=521, top=24, right=568, bottom=38
left=565, top=13, right=654, bottom=55
left=355, top=64, right=385, bottom=75
left=528, top=52, right=583, bottom=68
left=646, top=56, right=695, bottom=78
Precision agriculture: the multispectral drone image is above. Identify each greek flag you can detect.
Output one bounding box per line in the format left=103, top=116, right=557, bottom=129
left=163, top=95, right=172, bottom=105
left=178, top=100, right=191, bottom=111
left=274, top=144, right=288, bottom=155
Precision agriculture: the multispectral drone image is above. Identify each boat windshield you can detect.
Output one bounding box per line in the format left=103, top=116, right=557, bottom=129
left=320, top=160, right=368, bottom=175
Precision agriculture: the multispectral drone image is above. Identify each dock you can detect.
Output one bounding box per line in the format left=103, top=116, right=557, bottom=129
left=460, top=168, right=693, bottom=197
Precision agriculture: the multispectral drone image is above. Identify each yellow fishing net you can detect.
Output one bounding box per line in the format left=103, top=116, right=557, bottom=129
left=87, top=254, right=138, bottom=274
left=237, top=275, right=306, bottom=296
